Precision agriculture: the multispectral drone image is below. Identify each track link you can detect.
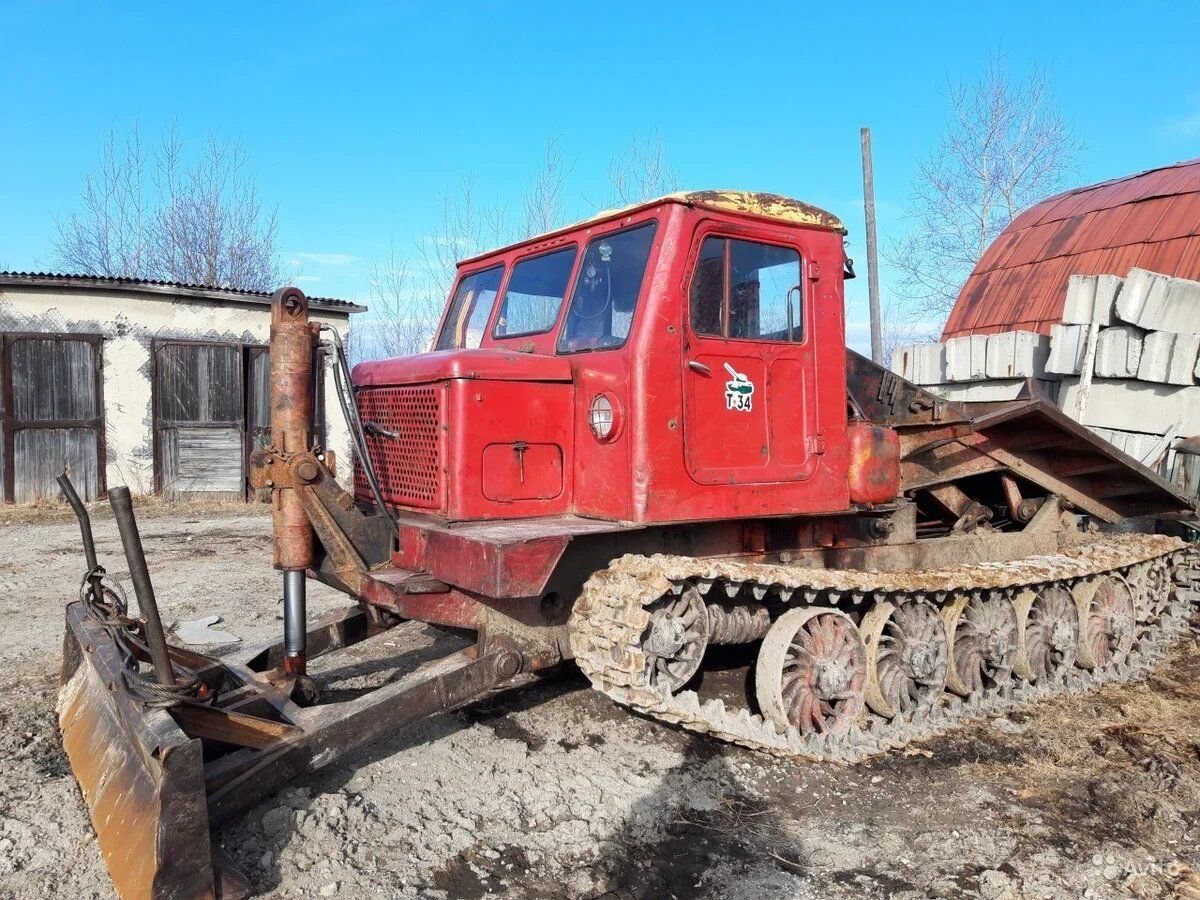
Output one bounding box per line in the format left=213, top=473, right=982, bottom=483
left=569, top=533, right=1199, bottom=763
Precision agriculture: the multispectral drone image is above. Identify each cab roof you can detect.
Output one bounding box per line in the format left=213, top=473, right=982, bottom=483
left=458, top=190, right=846, bottom=267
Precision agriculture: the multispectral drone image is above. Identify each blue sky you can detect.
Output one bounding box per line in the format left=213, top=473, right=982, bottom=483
left=2, top=1, right=1198, bottom=351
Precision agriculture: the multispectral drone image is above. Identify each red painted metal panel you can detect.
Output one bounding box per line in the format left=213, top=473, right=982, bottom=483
left=1178, top=238, right=1200, bottom=275
left=1045, top=187, right=1102, bottom=222
left=353, top=348, right=572, bottom=386
left=1142, top=238, right=1191, bottom=275
left=1118, top=197, right=1173, bottom=240
left=359, top=574, right=482, bottom=628
left=422, top=528, right=571, bottom=597
left=981, top=227, right=1026, bottom=272
left=1056, top=210, right=1103, bottom=256
left=1089, top=203, right=1137, bottom=251
left=1150, top=200, right=1200, bottom=242
left=481, top=442, right=563, bottom=502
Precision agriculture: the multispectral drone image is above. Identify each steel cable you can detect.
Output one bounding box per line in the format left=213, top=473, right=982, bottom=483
left=78, top=568, right=208, bottom=709
left=320, top=325, right=396, bottom=525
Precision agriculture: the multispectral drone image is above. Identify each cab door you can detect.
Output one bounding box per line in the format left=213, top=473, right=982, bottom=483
left=681, top=227, right=821, bottom=485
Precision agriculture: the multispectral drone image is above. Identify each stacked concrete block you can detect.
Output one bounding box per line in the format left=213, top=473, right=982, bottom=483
left=1115, top=268, right=1200, bottom=333
left=926, top=379, right=1056, bottom=403
left=890, top=343, right=946, bottom=385
left=1088, top=427, right=1173, bottom=466
left=884, top=267, right=1200, bottom=498
left=983, top=331, right=1049, bottom=379
left=1058, top=377, right=1200, bottom=435
left=1093, top=325, right=1145, bottom=378
left=1136, top=331, right=1200, bottom=385
left=1045, top=323, right=1087, bottom=375
left=944, top=334, right=989, bottom=382
left=1062, top=274, right=1120, bottom=326
left=1169, top=448, right=1200, bottom=496
left=894, top=331, right=1048, bottom=394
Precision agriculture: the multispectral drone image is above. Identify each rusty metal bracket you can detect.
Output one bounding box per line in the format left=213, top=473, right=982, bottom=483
left=251, top=447, right=393, bottom=591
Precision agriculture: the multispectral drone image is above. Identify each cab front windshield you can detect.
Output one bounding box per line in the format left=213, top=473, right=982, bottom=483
left=433, top=220, right=657, bottom=352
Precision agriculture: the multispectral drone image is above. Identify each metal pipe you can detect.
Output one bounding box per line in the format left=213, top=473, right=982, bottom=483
left=57, top=473, right=99, bottom=573
left=283, top=569, right=307, bottom=675
left=108, top=486, right=176, bottom=686
left=860, top=126, right=883, bottom=365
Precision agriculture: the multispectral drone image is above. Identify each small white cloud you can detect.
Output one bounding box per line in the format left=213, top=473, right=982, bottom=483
left=1163, top=93, right=1200, bottom=138
left=294, top=275, right=322, bottom=284
left=1165, top=111, right=1200, bottom=138
left=287, top=252, right=358, bottom=267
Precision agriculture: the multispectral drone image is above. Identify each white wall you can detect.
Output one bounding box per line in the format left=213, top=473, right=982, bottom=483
left=0, top=285, right=355, bottom=496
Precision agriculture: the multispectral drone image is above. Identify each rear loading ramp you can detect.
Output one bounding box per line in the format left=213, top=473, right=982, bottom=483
left=847, top=349, right=1197, bottom=524
left=898, top=397, right=1196, bottom=525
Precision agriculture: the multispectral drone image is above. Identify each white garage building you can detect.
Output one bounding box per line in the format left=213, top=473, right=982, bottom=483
left=0, top=272, right=364, bottom=503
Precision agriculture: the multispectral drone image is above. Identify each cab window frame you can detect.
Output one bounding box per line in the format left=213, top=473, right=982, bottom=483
left=556, top=219, right=660, bottom=356
left=490, top=243, right=580, bottom=341
left=687, top=232, right=807, bottom=345
left=434, top=263, right=507, bottom=351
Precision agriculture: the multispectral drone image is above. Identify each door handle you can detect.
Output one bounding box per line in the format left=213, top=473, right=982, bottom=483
left=687, top=360, right=712, bottom=376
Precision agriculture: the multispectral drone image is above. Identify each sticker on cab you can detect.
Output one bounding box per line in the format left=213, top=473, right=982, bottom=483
left=723, top=363, right=754, bottom=412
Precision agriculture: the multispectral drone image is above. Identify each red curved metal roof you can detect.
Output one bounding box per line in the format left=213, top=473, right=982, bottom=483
left=942, top=158, right=1200, bottom=338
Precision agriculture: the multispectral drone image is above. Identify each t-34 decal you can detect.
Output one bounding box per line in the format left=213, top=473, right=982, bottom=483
left=723, top=363, right=755, bottom=412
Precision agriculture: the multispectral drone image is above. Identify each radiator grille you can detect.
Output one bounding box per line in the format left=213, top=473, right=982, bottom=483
left=354, top=386, right=443, bottom=509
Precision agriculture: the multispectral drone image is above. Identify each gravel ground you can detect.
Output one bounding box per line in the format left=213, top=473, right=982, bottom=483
left=2, top=507, right=1200, bottom=899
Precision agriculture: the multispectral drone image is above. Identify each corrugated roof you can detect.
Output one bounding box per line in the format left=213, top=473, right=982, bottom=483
left=942, top=158, right=1200, bottom=338
left=0, top=271, right=366, bottom=313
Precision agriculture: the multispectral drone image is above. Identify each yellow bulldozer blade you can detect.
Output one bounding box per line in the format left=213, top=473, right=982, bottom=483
left=59, top=602, right=221, bottom=900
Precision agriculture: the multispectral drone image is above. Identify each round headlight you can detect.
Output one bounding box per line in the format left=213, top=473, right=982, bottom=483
left=589, top=394, right=617, bottom=441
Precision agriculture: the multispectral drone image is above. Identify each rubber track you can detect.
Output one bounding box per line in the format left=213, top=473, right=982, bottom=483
left=569, top=533, right=1200, bottom=763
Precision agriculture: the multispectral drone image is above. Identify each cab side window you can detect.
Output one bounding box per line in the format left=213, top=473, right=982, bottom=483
left=558, top=222, right=657, bottom=353
left=689, top=237, right=725, bottom=336
left=435, top=266, right=505, bottom=351
left=689, top=237, right=803, bottom=342
left=493, top=247, right=577, bottom=338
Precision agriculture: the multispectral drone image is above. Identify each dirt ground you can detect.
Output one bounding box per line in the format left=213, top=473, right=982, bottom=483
left=2, top=506, right=1200, bottom=900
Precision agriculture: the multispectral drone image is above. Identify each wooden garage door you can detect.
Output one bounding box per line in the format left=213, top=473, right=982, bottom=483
left=1, top=334, right=105, bottom=503
left=155, top=342, right=247, bottom=499
left=154, top=340, right=328, bottom=501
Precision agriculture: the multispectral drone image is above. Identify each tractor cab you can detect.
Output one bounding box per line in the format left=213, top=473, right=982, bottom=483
left=352, top=191, right=860, bottom=525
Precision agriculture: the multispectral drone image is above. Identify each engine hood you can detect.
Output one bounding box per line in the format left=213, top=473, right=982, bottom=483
left=352, top=349, right=573, bottom=387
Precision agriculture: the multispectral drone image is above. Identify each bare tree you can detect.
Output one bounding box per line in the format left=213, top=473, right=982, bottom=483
left=54, top=126, right=152, bottom=279
left=521, top=135, right=571, bottom=238
left=415, top=175, right=511, bottom=321
left=609, top=129, right=679, bottom=206
left=363, top=241, right=444, bottom=358
left=55, top=123, right=284, bottom=291
left=886, top=57, right=1081, bottom=331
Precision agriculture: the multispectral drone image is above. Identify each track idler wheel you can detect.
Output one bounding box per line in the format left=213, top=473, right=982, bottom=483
left=944, top=592, right=1018, bottom=697
left=641, top=586, right=709, bottom=691
left=1075, top=576, right=1136, bottom=671
left=861, top=597, right=948, bottom=718
left=1014, top=585, right=1079, bottom=681
left=755, top=607, right=867, bottom=737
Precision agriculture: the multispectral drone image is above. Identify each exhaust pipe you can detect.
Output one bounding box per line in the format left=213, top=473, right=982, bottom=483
left=108, top=486, right=176, bottom=687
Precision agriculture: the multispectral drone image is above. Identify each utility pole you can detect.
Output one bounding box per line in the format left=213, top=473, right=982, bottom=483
left=860, top=127, right=883, bottom=364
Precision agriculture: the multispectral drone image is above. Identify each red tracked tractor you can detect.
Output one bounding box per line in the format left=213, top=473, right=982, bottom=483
left=58, top=191, right=1199, bottom=898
